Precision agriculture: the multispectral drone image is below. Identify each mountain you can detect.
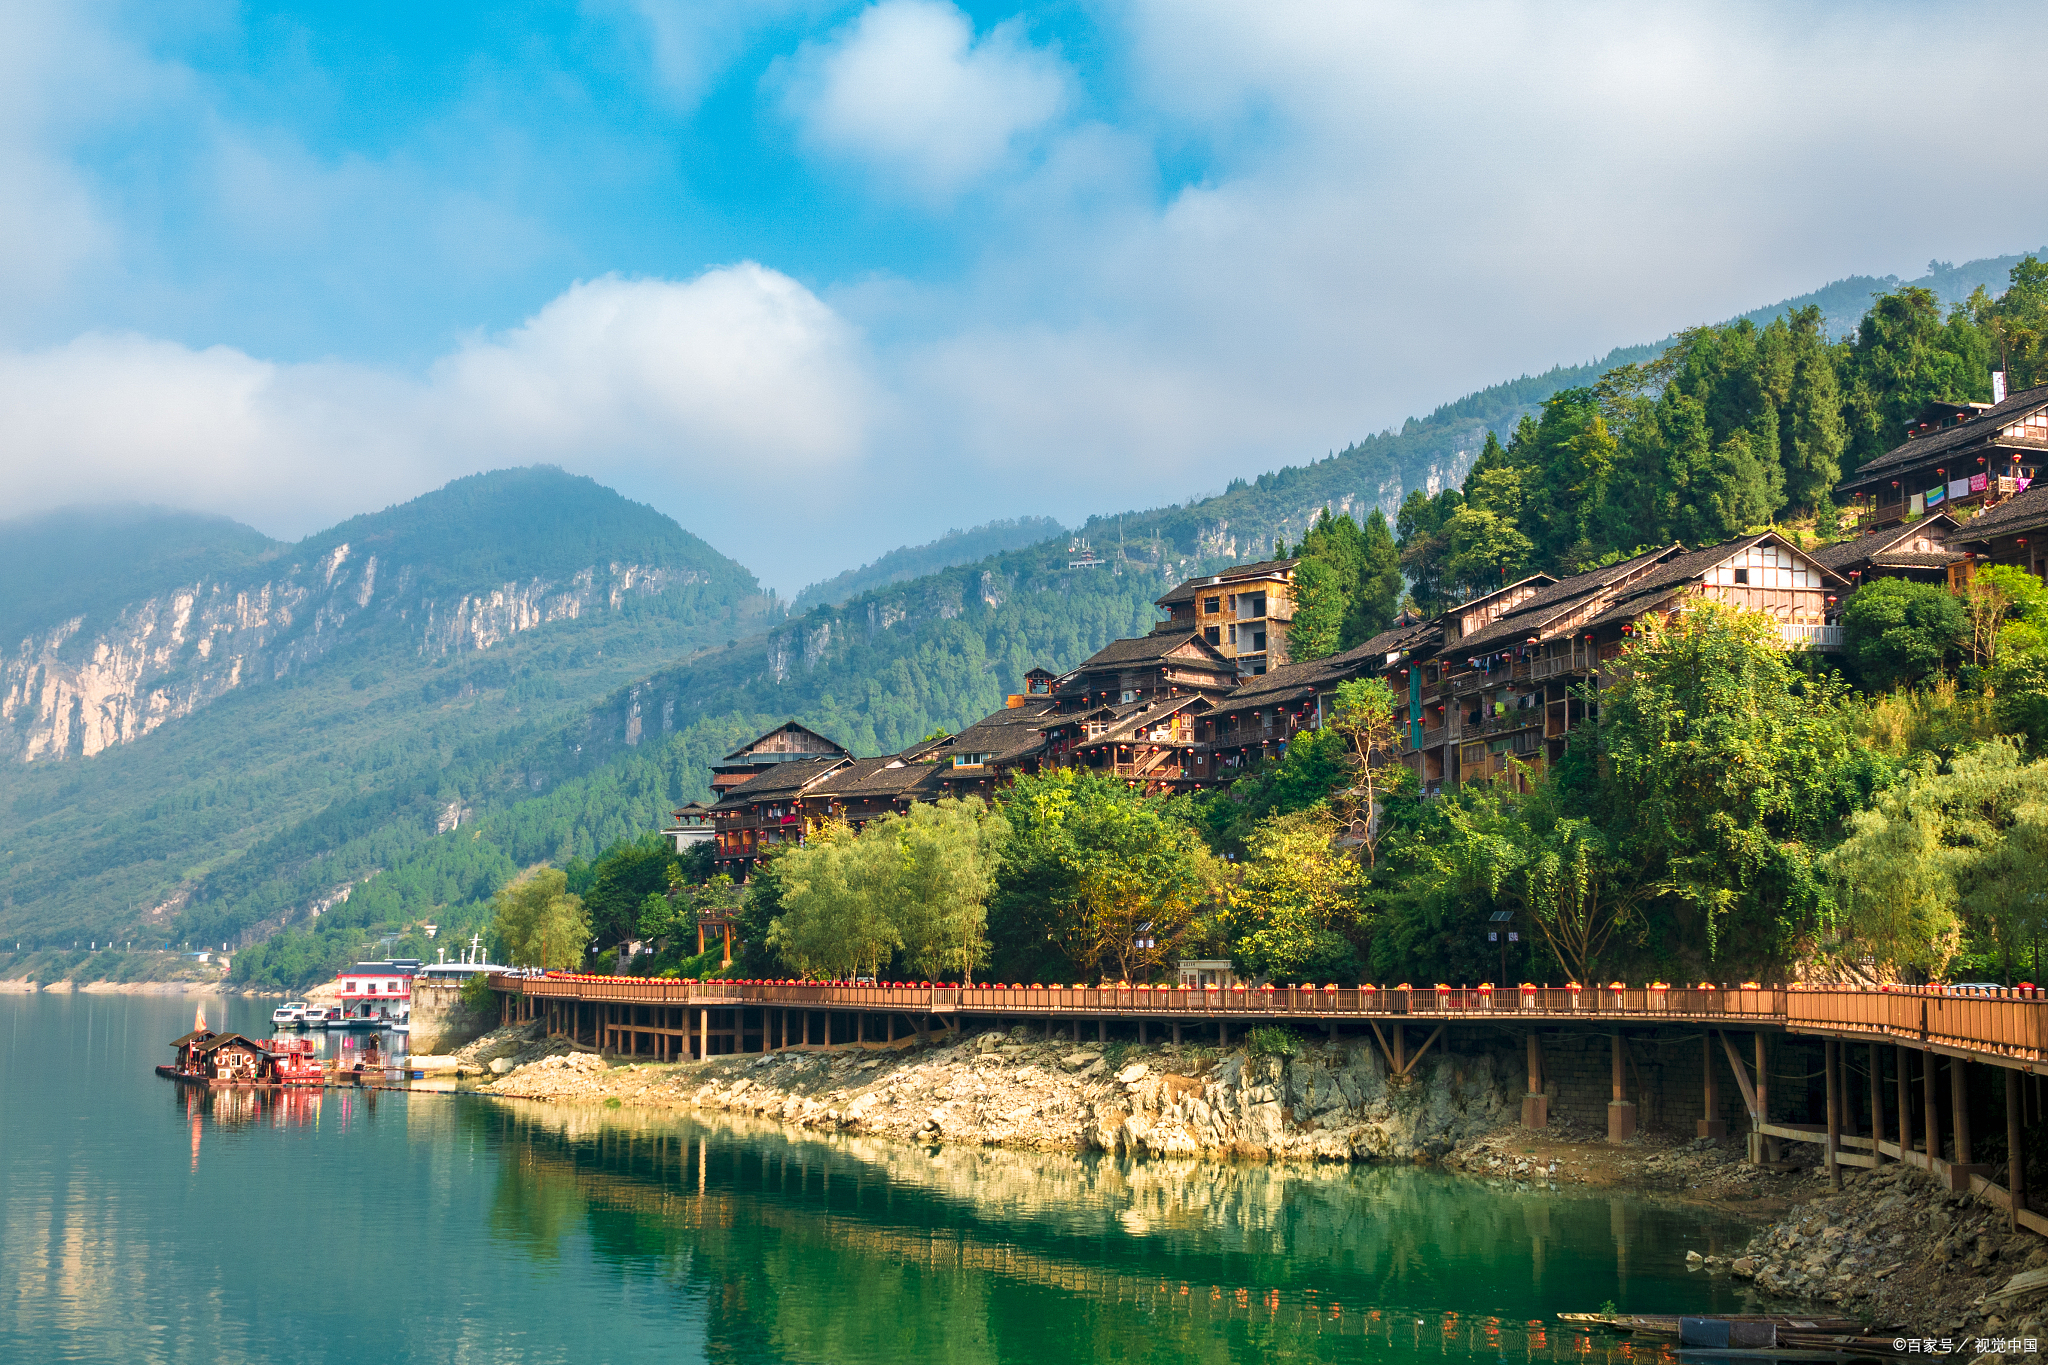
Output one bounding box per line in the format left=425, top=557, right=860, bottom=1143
left=0, top=467, right=770, bottom=942
left=790, top=516, right=1066, bottom=615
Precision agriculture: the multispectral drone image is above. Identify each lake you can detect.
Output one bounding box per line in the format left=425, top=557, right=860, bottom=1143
left=1, top=992, right=1769, bottom=1364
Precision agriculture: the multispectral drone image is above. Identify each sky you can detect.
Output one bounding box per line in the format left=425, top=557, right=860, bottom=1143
left=5, top=0, right=2048, bottom=595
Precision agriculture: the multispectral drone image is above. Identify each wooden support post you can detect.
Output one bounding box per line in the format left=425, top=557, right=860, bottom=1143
left=857, top=1011, right=866, bottom=1045
left=1953, top=1058, right=1972, bottom=1167
left=1698, top=1033, right=1724, bottom=1138
left=1071, top=1019, right=1080, bottom=1044
left=698, top=1007, right=709, bottom=1060
left=1925, top=1043, right=1943, bottom=1163
left=2009, top=1069, right=2027, bottom=1230
left=1897, top=1043, right=1914, bottom=1164
left=1523, top=1032, right=1548, bottom=1129
left=1172, top=1021, right=1182, bottom=1046
left=1097, top=1019, right=1106, bottom=1044
left=1835, top=1039, right=1851, bottom=1186
left=886, top=1013, right=895, bottom=1044
left=1756, top=1033, right=1778, bottom=1163
left=1869, top=1042, right=1884, bottom=1161
left=1608, top=1029, right=1636, bottom=1143
left=1219, top=1019, right=1229, bottom=1049
left=1138, top=1020, right=1147, bottom=1046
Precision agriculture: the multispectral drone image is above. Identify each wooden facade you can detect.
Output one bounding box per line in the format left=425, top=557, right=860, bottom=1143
left=1837, top=388, right=2048, bottom=531
left=1154, top=557, right=1300, bottom=675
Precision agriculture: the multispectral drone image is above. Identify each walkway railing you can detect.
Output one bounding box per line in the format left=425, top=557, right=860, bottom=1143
left=488, top=975, right=2044, bottom=1062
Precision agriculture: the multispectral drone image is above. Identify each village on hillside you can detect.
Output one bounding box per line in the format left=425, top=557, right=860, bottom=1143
left=682, top=389, right=2048, bottom=876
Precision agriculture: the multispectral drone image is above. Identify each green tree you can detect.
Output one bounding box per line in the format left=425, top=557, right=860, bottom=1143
left=579, top=834, right=682, bottom=959
left=1554, top=602, right=1883, bottom=974
left=490, top=867, right=590, bottom=969
left=1396, top=487, right=1462, bottom=615
left=1345, top=509, right=1406, bottom=645
left=1840, top=578, right=1966, bottom=692
left=766, top=821, right=901, bottom=980
left=1827, top=738, right=2048, bottom=979
left=1841, top=286, right=1994, bottom=472
left=1226, top=809, right=1366, bottom=982
left=884, top=798, right=1010, bottom=983
left=989, top=769, right=1212, bottom=982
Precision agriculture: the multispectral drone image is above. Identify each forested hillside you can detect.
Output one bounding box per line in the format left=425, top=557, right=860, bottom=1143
left=0, top=468, right=771, bottom=946
left=791, top=517, right=1065, bottom=613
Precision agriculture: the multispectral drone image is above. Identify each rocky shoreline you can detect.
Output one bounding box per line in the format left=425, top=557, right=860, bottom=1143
left=0, top=978, right=259, bottom=995
left=438, top=1020, right=1521, bottom=1160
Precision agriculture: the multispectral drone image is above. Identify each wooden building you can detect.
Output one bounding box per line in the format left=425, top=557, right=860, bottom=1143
left=1402, top=533, right=1844, bottom=791
left=927, top=701, right=1060, bottom=798
left=1835, top=387, right=2048, bottom=531
left=710, top=722, right=852, bottom=795
left=1053, top=633, right=1239, bottom=711
left=1949, top=482, right=2048, bottom=584
left=708, top=755, right=850, bottom=877
left=1041, top=694, right=1213, bottom=793
left=1810, top=513, right=1964, bottom=593
left=1154, top=557, right=1300, bottom=675
left=662, top=801, right=715, bottom=853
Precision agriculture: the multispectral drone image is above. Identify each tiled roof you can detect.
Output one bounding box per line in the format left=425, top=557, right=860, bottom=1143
left=1869, top=551, right=1967, bottom=569
left=813, top=757, right=942, bottom=799
left=1155, top=557, right=1300, bottom=605
left=1808, top=516, right=1957, bottom=571
left=1951, top=484, right=2048, bottom=542
left=1449, top=547, right=1685, bottom=654
left=1071, top=633, right=1231, bottom=672
left=1837, top=384, right=2048, bottom=489
left=710, top=756, right=848, bottom=807
left=716, top=721, right=849, bottom=765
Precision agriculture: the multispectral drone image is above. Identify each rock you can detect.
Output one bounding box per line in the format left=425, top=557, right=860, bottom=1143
left=1116, top=1063, right=1150, bottom=1085
left=1059, top=1051, right=1096, bottom=1071
left=1686, top=1250, right=1705, bottom=1265
left=489, top=1057, right=514, bottom=1075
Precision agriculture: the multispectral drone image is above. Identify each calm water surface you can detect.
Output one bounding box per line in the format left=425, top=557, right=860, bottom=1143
left=2, top=993, right=1769, bottom=1364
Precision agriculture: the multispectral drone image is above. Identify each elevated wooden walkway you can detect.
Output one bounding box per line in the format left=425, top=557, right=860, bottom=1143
left=489, top=973, right=2046, bottom=1235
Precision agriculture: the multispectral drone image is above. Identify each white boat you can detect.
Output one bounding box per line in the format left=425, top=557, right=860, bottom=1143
left=300, top=1005, right=333, bottom=1027
left=272, top=1001, right=309, bottom=1026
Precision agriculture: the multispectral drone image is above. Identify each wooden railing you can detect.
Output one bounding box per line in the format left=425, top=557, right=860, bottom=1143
left=490, top=976, right=2046, bottom=1064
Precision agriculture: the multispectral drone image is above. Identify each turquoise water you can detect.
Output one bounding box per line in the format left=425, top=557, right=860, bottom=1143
left=2, top=993, right=1767, bottom=1364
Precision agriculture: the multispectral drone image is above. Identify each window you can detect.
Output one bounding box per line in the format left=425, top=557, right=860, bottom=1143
left=1734, top=568, right=1750, bottom=585
left=1204, top=626, right=1220, bottom=645
left=1227, top=623, right=1238, bottom=644
left=1251, top=630, right=1266, bottom=652
left=1203, top=596, right=1220, bottom=613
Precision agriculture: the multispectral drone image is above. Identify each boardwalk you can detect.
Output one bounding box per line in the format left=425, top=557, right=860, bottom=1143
left=488, top=973, right=2047, bottom=1236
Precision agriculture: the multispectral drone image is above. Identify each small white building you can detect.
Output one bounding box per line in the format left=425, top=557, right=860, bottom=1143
left=663, top=801, right=716, bottom=853
left=1177, top=959, right=1241, bottom=989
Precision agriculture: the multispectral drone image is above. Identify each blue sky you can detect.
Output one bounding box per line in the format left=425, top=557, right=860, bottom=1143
left=7, top=1, right=2048, bottom=593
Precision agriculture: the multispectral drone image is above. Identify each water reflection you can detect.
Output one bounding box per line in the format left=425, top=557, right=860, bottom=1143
left=454, top=1100, right=1763, bottom=1365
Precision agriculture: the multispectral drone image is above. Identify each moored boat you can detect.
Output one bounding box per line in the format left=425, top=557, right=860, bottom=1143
left=159, top=1004, right=329, bottom=1087
left=272, top=1001, right=309, bottom=1026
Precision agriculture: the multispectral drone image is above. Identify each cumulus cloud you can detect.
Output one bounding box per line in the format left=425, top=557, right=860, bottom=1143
left=0, top=267, right=876, bottom=551
left=780, top=0, right=1069, bottom=199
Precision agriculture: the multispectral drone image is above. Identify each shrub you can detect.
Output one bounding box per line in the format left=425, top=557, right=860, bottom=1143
left=1246, top=1026, right=1302, bottom=1060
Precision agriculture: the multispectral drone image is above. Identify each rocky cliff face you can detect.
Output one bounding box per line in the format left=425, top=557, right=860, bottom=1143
left=0, top=545, right=698, bottom=762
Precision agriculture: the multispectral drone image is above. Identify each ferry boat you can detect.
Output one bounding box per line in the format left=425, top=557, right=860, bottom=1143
left=271, top=1001, right=310, bottom=1026
left=299, top=1005, right=333, bottom=1027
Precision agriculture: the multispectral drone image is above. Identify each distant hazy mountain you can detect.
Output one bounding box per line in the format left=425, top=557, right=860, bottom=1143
left=1726, top=248, right=2048, bottom=339
left=0, top=467, right=769, bottom=941
left=791, top=516, right=1067, bottom=614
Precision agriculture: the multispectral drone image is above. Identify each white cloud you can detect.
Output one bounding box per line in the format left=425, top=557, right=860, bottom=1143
left=0, top=267, right=876, bottom=550
left=780, top=0, right=1069, bottom=199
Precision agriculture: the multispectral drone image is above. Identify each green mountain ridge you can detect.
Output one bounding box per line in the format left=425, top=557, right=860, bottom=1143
left=0, top=468, right=770, bottom=943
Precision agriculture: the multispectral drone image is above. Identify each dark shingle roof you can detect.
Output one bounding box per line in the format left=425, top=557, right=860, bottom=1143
left=1951, top=483, right=2048, bottom=542
left=710, top=756, right=848, bottom=807
left=716, top=721, right=849, bottom=765
left=1155, top=558, right=1300, bottom=606
left=1837, top=384, right=2048, bottom=490
left=1869, top=551, right=1966, bottom=569
left=813, top=757, right=941, bottom=800
left=1071, top=633, right=1231, bottom=672
left=1449, top=546, right=1685, bottom=654
left=1808, top=515, right=1957, bottom=571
